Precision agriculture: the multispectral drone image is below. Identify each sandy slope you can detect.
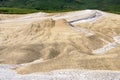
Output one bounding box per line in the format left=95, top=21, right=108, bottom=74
left=0, top=14, right=23, bottom=20
left=0, top=10, right=120, bottom=75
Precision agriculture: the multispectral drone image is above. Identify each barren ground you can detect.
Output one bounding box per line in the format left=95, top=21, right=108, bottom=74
left=0, top=10, right=120, bottom=79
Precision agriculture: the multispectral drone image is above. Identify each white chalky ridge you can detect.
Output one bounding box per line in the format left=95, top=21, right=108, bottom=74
left=68, top=10, right=103, bottom=37
left=92, top=36, right=120, bottom=54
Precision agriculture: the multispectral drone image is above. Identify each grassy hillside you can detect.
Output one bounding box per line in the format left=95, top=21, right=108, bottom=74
left=0, top=0, right=120, bottom=14
left=0, top=7, right=40, bottom=14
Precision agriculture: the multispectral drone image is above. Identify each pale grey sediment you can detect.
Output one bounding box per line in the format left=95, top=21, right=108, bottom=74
left=0, top=65, right=120, bottom=80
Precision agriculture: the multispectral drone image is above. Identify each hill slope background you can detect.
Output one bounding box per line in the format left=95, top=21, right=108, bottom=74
left=0, top=0, right=120, bottom=14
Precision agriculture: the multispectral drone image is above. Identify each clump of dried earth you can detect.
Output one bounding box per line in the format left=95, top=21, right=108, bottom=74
left=0, top=10, right=120, bottom=79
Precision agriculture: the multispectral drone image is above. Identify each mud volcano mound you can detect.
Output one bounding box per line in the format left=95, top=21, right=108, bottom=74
left=0, top=10, right=120, bottom=74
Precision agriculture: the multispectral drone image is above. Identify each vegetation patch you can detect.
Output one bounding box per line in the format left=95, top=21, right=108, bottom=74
left=0, top=0, right=120, bottom=14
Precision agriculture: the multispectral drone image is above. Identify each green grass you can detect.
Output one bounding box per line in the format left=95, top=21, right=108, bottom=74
left=0, top=7, right=40, bottom=14
left=0, top=7, right=120, bottom=14
left=0, top=7, right=78, bottom=14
